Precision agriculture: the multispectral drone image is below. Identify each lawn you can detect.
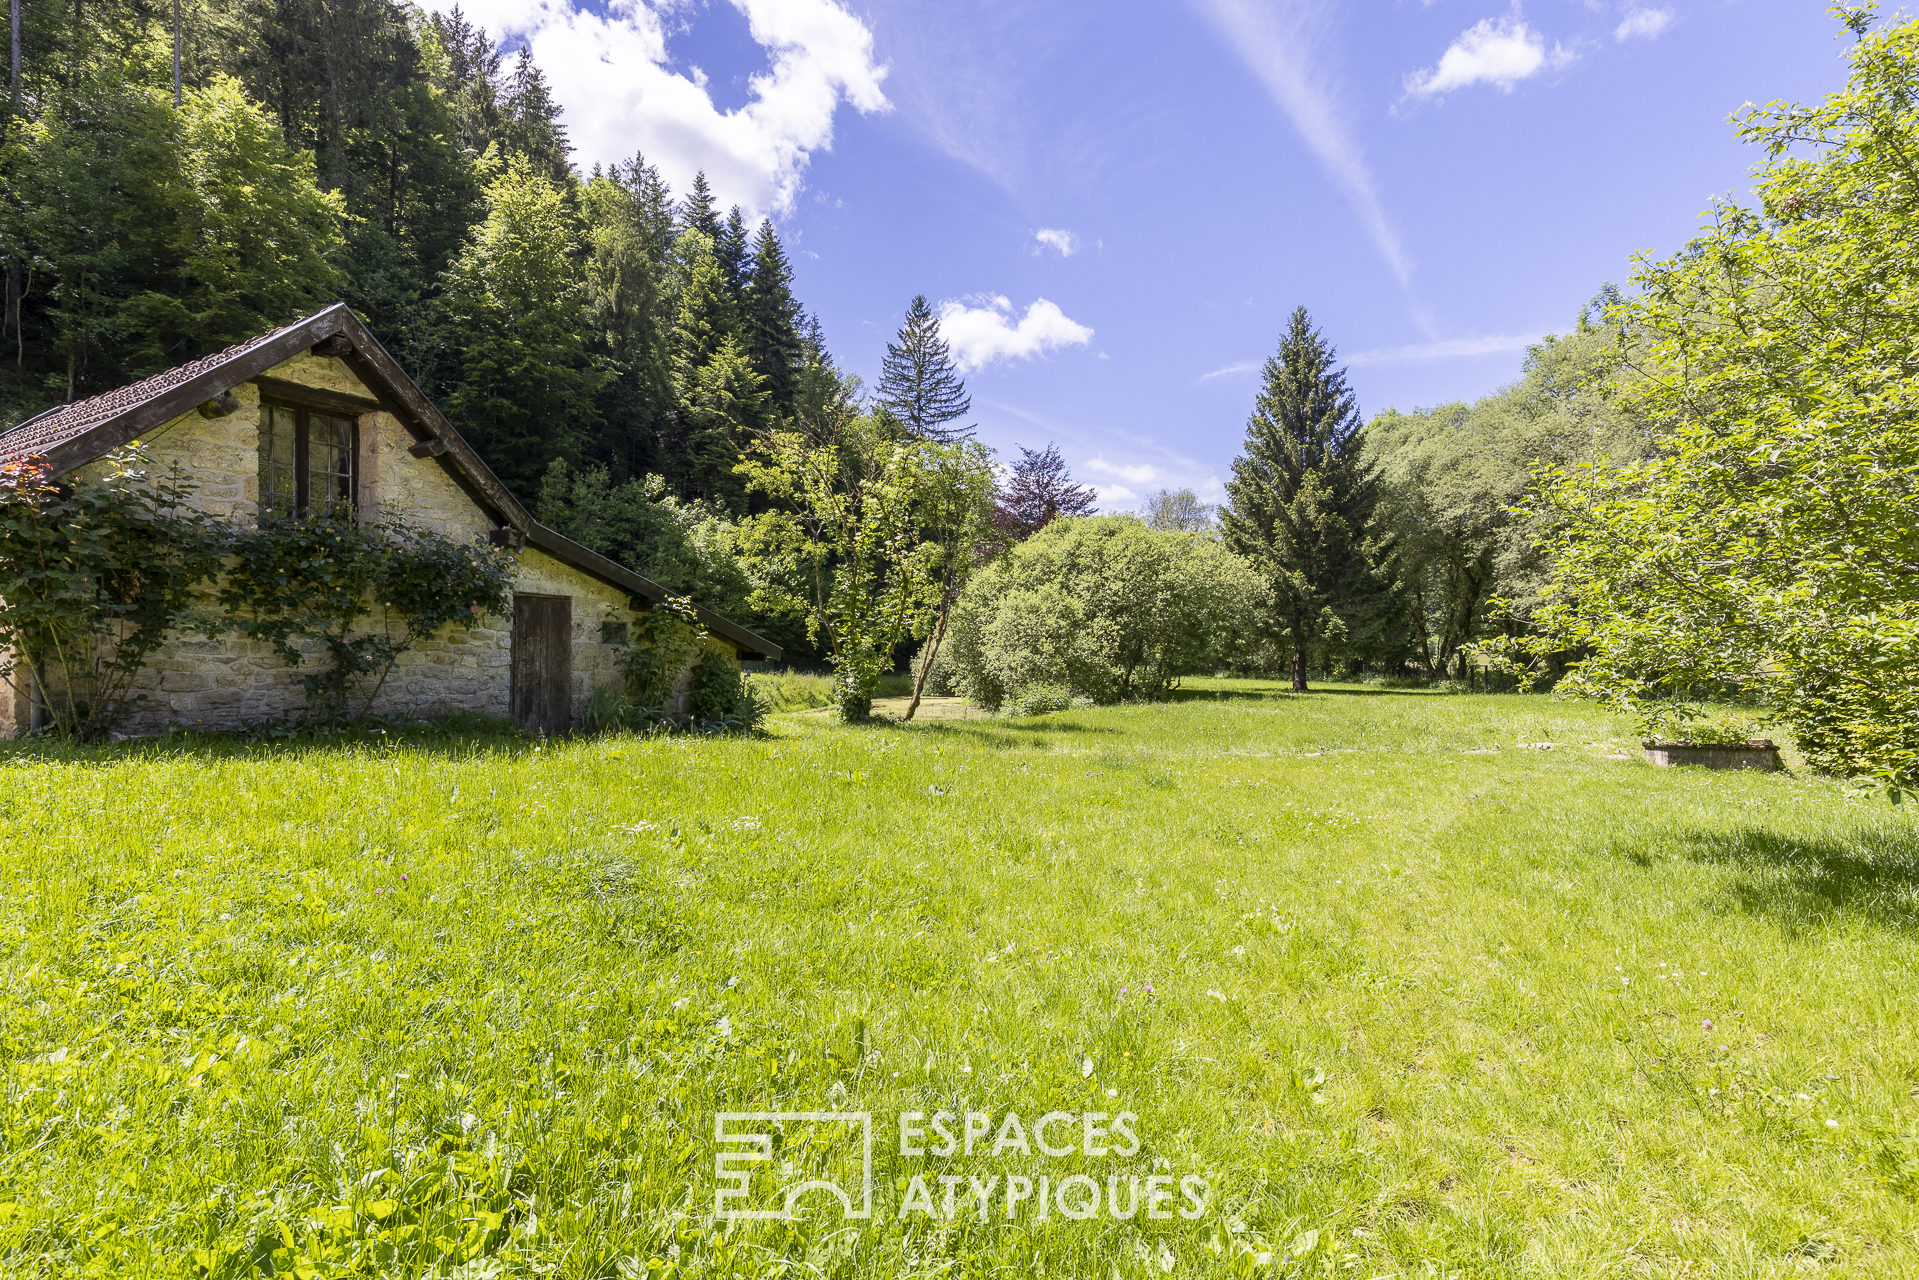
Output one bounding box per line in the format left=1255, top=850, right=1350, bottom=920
left=4, top=679, right=1918, bottom=1278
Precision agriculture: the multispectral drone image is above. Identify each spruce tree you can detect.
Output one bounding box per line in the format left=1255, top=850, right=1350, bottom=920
left=1222, top=306, right=1396, bottom=692
left=497, top=48, right=571, bottom=184
left=877, top=294, right=972, bottom=440
left=680, top=171, right=721, bottom=241
left=716, top=205, right=750, bottom=301
left=995, top=444, right=1097, bottom=538
left=743, top=219, right=803, bottom=417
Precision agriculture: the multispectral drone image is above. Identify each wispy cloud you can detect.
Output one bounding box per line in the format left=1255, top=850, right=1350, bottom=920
left=1615, top=8, right=1673, bottom=41
left=1085, top=457, right=1163, bottom=485
left=1343, top=333, right=1543, bottom=366
left=1034, top=228, right=1081, bottom=256
left=433, top=0, right=888, bottom=215
left=938, top=295, right=1094, bottom=370
left=1187, top=0, right=1413, bottom=288
left=1405, top=19, right=1574, bottom=98
left=1197, top=360, right=1260, bottom=383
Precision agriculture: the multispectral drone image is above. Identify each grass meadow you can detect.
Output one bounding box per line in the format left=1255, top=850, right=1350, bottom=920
left=4, top=679, right=1919, bottom=1277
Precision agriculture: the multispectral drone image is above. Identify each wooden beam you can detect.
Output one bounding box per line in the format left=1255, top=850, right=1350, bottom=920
left=408, top=438, right=448, bottom=458
left=311, top=334, right=355, bottom=358
left=252, top=375, right=384, bottom=417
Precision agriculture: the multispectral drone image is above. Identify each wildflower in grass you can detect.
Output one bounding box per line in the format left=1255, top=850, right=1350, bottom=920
left=1703, top=1019, right=1715, bottom=1031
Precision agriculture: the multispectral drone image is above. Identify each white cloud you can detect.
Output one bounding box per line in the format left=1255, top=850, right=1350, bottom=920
left=1343, top=333, right=1543, bottom=365
left=434, top=0, right=888, bottom=216
left=1615, top=8, right=1673, bottom=40
left=937, top=296, right=1094, bottom=370
left=1034, top=228, right=1081, bottom=256
left=1198, top=360, right=1260, bottom=383
left=1405, top=18, right=1574, bottom=97
left=1085, top=457, right=1163, bottom=485
left=1189, top=0, right=1413, bottom=288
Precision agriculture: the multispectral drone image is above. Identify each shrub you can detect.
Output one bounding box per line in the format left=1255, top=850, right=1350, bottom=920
left=0, top=449, right=227, bottom=739
left=944, top=517, right=1270, bottom=710
left=1002, top=683, right=1090, bottom=717
left=616, top=596, right=707, bottom=709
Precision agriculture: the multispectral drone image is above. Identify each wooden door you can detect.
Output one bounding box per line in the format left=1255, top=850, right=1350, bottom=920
left=511, top=593, right=572, bottom=735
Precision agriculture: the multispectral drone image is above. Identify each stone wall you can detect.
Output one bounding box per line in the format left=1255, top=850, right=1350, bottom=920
left=1, top=350, right=736, bottom=737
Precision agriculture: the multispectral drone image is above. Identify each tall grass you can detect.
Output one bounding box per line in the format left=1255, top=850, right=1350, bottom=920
left=2, top=679, right=1916, bottom=1276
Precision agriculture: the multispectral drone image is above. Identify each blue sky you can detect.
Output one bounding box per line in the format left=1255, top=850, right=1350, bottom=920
left=444, top=0, right=1852, bottom=508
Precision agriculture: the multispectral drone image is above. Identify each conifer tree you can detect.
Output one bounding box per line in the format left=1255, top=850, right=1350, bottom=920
left=716, top=205, right=750, bottom=301
left=666, top=232, right=760, bottom=507
left=437, top=156, right=601, bottom=496
left=877, top=294, right=972, bottom=440
left=1222, top=307, right=1396, bottom=692
left=497, top=48, right=571, bottom=184
left=744, top=219, right=802, bottom=417
left=582, top=152, right=678, bottom=479
left=995, top=443, right=1097, bottom=538
left=680, top=171, right=721, bottom=241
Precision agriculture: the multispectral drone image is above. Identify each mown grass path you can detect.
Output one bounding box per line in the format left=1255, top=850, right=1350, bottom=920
left=3, top=680, right=1916, bottom=1277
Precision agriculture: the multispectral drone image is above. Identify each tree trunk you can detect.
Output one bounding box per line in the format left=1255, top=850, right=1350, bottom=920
left=1291, top=643, right=1307, bottom=693
left=901, top=599, right=950, bottom=723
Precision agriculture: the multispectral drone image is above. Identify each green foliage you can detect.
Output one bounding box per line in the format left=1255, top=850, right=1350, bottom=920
left=739, top=414, right=982, bottom=721
left=1641, top=702, right=1770, bottom=747
left=1523, top=8, right=1919, bottom=794
left=877, top=294, right=972, bottom=441
left=218, top=509, right=513, bottom=719
left=1368, top=319, right=1648, bottom=678
left=614, top=595, right=708, bottom=709
left=435, top=155, right=603, bottom=497
left=1223, top=307, right=1397, bottom=690
left=0, top=449, right=226, bottom=738
left=1001, top=681, right=1090, bottom=717
left=6, top=70, right=344, bottom=398
left=580, top=157, right=678, bottom=480
left=534, top=460, right=755, bottom=619
left=687, top=649, right=761, bottom=727
left=943, top=516, right=1270, bottom=710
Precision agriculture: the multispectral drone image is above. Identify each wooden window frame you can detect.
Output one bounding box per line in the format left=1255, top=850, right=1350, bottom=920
left=259, top=397, right=359, bottom=515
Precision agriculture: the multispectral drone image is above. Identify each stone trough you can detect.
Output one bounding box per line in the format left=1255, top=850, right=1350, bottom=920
left=1642, top=740, right=1782, bottom=772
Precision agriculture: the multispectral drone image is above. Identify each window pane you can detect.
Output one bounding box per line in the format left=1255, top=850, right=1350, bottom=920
left=259, top=404, right=298, bottom=515
left=308, top=413, right=354, bottom=511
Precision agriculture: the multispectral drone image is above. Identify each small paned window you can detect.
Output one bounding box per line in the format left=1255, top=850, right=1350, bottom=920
left=258, top=401, right=356, bottom=514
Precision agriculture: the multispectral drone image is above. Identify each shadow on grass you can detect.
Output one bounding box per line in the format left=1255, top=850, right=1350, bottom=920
left=1648, top=826, right=1919, bottom=933
left=0, top=712, right=689, bottom=766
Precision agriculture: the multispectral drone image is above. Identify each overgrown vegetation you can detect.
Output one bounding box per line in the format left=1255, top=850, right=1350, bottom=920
left=220, top=506, right=515, bottom=719
left=0, top=449, right=225, bottom=737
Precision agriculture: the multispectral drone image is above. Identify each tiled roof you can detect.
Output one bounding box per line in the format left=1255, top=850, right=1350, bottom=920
left=0, top=320, right=304, bottom=461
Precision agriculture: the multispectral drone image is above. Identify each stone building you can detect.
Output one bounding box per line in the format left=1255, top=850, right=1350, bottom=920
left=0, top=303, right=778, bottom=737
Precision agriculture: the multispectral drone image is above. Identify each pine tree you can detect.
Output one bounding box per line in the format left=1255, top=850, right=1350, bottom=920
left=995, top=443, right=1097, bottom=539
left=743, top=219, right=802, bottom=417
left=680, top=171, right=721, bottom=241
left=716, top=205, right=750, bottom=301
left=1222, top=307, right=1397, bottom=692
left=877, top=294, right=972, bottom=440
